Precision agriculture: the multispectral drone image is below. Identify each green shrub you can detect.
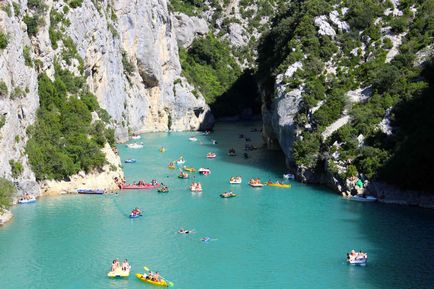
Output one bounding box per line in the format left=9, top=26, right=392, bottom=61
left=23, top=46, right=33, bottom=67
left=9, top=160, right=23, bottom=178
left=26, top=67, right=113, bottom=181
left=11, top=87, right=25, bottom=100
left=27, top=0, right=46, bottom=13
left=122, top=51, right=135, bottom=75
left=0, top=32, right=8, bottom=49
left=68, top=0, right=83, bottom=8
left=180, top=35, right=242, bottom=104
left=12, top=2, right=20, bottom=17
left=0, top=178, right=15, bottom=212
left=23, top=14, right=43, bottom=37
left=0, top=114, right=6, bottom=129
left=0, top=81, right=8, bottom=97
left=1, top=2, right=12, bottom=17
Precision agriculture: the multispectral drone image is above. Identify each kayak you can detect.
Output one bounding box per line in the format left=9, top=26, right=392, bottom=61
left=129, top=213, right=142, bottom=218
left=136, top=273, right=168, bottom=287
left=18, top=196, right=36, bottom=204
left=183, top=166, right=196, bottom=172
left=121, top=183, right=160, bottom=190
left=108, top=267, right=130, bottom=278
left=266, top=182, right=291, bottom=188
left=207, top=153, right=216, bottom=158
left=124, top=159, right=136, bottom=163
left=220, top=192, right=237, bottom=198
left=77, top=189, right=105, bottom=194
left=350, top=195, right=377, bottom=202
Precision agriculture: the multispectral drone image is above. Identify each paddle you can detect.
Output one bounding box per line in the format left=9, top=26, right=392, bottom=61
left=143, top=266, right=174, bottom=287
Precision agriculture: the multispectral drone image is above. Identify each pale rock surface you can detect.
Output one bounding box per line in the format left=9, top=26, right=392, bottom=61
left=173, top=12, right=209, bottom=48
left=0, top=210, right=13, bottom=225
left=314, top=16, right=336, bottom=37
left=329, top=11, right=349, bottom=32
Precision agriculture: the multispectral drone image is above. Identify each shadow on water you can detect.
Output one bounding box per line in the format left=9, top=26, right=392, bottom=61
left=350, top=201, right=434, bottom=289
left=206, top=122, right=434, bottom=288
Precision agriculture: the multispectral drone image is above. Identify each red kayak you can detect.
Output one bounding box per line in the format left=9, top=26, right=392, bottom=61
left=120, top=183, right=161, bottom=190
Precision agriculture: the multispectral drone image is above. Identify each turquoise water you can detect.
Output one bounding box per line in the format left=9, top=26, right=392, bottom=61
left=1, top=122, right=434, bottom=289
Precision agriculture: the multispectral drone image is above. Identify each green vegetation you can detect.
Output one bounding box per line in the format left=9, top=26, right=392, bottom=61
left=0, top=31, right=8, bottom=49
left=0, top=178, right=15, bottom=212
left=23, top=46, right=33, bottom=67
left=25, top=63, right=114, bottom=181
left=1, top=2, right=12, bottom=17
left=24, top=0, right=47, bottom=37
left=169, top=0, right=204, bottom=16
left=180, top=35, right=242, bottom=104
left=0, top=81, right=8, bottom=97
left=121, top=51, right=135, bottom=75
left=68, top=0, right=84, bottom=8
left=11, top=87, right=25, bottom=100
left=23, top=14, right=43, bottom=37
left=9, top=160, right=24, bottom=178
left=255, top=0, right=434, bottom=192
left=0, top=114, right=6, bottom=129
left=12, top=2, right=20, bottom=17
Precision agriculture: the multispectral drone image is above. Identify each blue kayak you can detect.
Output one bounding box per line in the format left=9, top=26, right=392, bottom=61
left=77, top=189, right=105, bottom=194
left=124, top=159, right=137, bottom=163
left=129, top=213, right=142, bottom=218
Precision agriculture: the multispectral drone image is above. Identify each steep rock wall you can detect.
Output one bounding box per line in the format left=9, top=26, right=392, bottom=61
left=0, top=0, right=214, bottom=200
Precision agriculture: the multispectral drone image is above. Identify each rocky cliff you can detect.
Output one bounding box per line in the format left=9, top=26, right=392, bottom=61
left=257, top=0, right=434, bottom=206
left=0, top=0, right=214, bottom=199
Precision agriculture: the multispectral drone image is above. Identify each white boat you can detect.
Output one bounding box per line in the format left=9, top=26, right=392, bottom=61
left=177, top=159, right=186, bottom=164
left=283, top=173, right=295, bottom=179
left=127, top=142, right=143, bottom=149
left=229, top=177, right=242, bottom=184
left=347, top=255, right=368, bottom=265
left=131, top=135, right=141, bottom=140
left=18, top=195, right=36, bottom=204
left=189, top=137, right=198, bottom=142
left=350, top=195, right=377, bottom=202
left=198, top=168, right=211, bottom=175
left=207, top=152, right=216, bottom=158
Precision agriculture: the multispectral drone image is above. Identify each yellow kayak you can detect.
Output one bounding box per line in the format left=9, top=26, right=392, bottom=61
left=183, top=166, right=196, bottom=172
left=136, top=273, right=168, bottom=287
left=266, top=182, right=291, bottom=188
left=107, top=268, right=130, bottom=278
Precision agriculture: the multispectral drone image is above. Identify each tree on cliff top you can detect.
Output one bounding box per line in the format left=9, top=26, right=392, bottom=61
left=0, top=178, right=16, bottom=213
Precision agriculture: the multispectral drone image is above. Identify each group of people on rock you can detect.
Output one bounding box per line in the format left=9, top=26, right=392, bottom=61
left=111, top=259, right=130, bottom=272
left=347, top=250, right=368, bottom=261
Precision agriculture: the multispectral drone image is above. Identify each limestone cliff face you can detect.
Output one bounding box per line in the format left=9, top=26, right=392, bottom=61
left=64, top=0, right=213, bottom=140
left=0, top=7, right=39, bottom=194
left=0, top=0, right=213, bottom=197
